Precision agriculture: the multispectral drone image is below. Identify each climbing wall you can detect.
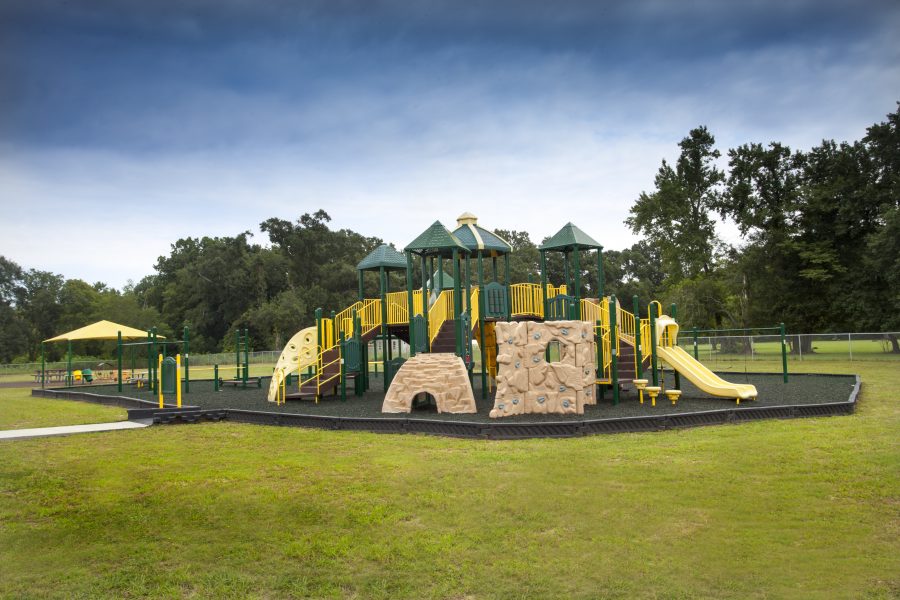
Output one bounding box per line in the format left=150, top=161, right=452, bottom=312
left=490, top=320, right=596, bottom=418
left=382, top=353, right=477, bottom=414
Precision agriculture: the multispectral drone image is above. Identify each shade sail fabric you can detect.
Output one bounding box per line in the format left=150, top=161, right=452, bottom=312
left=44, top=320, right=164, bottom=342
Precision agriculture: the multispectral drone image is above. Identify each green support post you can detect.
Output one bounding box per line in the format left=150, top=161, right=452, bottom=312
left=670, top=303, right=680, bottom=390
left=117, top=331, right=123, bottom=393
left=67, top=339, right=72, bottom=386
left=780, top=322, right=789, bottom=383
left=563, top=250, right=570, bottom=295
left=151, top=327, right=158, bottom=392
left=609, top=295, right=619, bottom=405
left=503, top=253, right=511, bottom=321
left=595, top=319, right=603, bottom=400
left=437, top=257, right=443, bottom=292
left=421, top=254, right=430, bottom=350
left=632, top=295, right=643, bottom=379
left=183, top=326, right=190, bottom=393
left=315, top=308, right=323, bottom=380
left=540, top=251, right=548, bottom=318
left=380, top=266, right=389, bottom=383
left=406, top=252, right=416, bottom=358
left=244, top=328, right=250, bottom=387
left=41, top=342, right=45, bottom=389
left=477, top=253, right=487, bottom=399
left=693, top=327, right=699, bottom=360
left=597, top=249, right=605, bottom=298
left=464, top=254, right=472, bottom=366
left=358, top=270, right=364, bottom=302
left=235, top=329, right=241, bottom=380
left=649, top=303, right=659, bottom=387
left=452, top=248, right=462, bottom=357
left=339, top=331, right=346, bottom=401
left=573, top=248, right=581, bottom=318
left=146, top=330, right=152, bottom=393
left=214, top=364, right=219, bottom=391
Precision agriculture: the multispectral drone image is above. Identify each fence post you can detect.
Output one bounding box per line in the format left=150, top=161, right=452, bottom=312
left=848, top=332, right=853, bottom=361
left=780, top=323, right=788, bottom=383
left=692, top=327, right=699, bottom=360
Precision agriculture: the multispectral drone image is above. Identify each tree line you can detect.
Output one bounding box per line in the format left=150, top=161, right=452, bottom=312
left=1, top=104, right=896, bottom=362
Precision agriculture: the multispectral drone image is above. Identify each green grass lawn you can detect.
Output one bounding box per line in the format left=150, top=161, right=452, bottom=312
left=0, top=361, right=897, bottom=599
left=0, top=387, right=126, bottom=430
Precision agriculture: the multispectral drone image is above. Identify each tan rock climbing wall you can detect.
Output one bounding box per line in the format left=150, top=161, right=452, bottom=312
left=382, top=353, right=477, bottom=414
left=490, top=320, right=596, bottom=418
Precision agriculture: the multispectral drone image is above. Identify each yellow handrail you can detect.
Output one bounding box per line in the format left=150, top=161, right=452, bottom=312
left=428, top=289, right=454, bottom=344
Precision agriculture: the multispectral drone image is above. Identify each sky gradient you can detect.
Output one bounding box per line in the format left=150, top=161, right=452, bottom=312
left=2, top=0, right=899, bottom=288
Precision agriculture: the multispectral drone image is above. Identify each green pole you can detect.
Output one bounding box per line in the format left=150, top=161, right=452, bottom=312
left=41, top=342, right=45, bottom=389
left=539, top=250, right=548, bottom=318
left=477, top=253, right=487, bottom=398
left=563, top=251, right=570, bottom=296
left=780, top=322, right=788, bottom=383
left=503, top=253, right=511, bottom=320
left=670, top=303, right=680, bottom=390
left=358, top=270, right=364, bottom=302
left=650, top=303, right=659, bottom=387
left=67, top=339, right=72, bottom=386
left=315, top=308, right=323, bottom=378
left=117, top=331, right=123, bottom=392
left=406, top=252, right=416, bottom=357
left=339, top=331, right=346, bottom=401
left=573, top=248, right=581, bottom=318
left=693, top=327, right=699, bottom=360
left=380, top=267, right=389, bottom=384
left=464, top=254, right=472, bottom=365
left=597, top=248, right=605, bottom=299
left=130, top=345, right=135, bottom=379
left=243, top=328, right=249, bottom=388
left=214, top=364, right=219, bottom=391
left=146, top=330, right=152, bottom=392
left=151, top=327, right=157, bottom=392
left=421, top=254, right=430, bottom=351
left=234, top=329, right=240, bottom=380
left=183, top=326, right=190, bottom=393
left=633, top=295, right=643, bottom=379
left=437, top=257, right=444, bottom=292
left=609, top=294, right=619, bottom=405
left=595, top=319, right=603, bottom=399
left=453, top=248, right=462, bottom=357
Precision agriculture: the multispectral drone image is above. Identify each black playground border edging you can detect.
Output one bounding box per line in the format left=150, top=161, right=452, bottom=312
left=30, top=372, right=861, bottom=440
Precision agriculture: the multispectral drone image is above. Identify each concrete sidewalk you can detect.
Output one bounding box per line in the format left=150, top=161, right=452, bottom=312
left=0, top=420, right=152, bottom=441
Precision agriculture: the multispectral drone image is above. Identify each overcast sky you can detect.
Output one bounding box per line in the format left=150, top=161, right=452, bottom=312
left=2, top=0, right=898, bottom=289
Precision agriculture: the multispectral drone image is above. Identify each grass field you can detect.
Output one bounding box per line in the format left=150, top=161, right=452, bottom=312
left=0, top=361, right=897, bottom=599
left=0, top=387, right=125, bottom=430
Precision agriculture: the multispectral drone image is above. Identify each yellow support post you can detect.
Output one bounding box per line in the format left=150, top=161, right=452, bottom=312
left=176, top=354, right=182, bottom=408
left=157, top=353, right=163, bottom=408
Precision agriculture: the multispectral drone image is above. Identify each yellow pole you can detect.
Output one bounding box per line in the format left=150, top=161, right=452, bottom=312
left=157, top=353, right=163, bottom=408
left=176, top=354, right=182, bottom=408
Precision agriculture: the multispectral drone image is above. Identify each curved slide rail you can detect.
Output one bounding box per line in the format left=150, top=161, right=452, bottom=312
left=656, top=345, right=757, bottom=402
left=267, top=326, right=318, bottom=403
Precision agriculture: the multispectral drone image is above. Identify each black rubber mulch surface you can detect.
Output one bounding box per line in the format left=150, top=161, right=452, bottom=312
left=84, top=370, right=857, bottom=424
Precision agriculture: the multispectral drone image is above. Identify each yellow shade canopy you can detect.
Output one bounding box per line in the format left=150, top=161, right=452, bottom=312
left=44, top=320, right=164, bottom=343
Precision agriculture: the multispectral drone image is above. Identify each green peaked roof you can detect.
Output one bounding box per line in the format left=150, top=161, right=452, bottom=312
left=452, top=224, right=511, bottom=256
left=404, top=221, right=469, bottom=257
left=539, top=222, right=603, bottom=251
left=356, top=244, right=408, bottom=271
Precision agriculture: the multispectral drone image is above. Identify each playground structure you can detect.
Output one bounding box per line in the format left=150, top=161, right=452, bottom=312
left=269, top=213, right=763, bottom=411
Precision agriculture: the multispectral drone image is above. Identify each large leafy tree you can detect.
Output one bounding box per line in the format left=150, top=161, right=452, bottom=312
left=627, top=126, right=724, bottom=283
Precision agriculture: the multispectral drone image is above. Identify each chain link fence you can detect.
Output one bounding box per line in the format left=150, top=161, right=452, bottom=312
left=676, top=332, right=900, bottom=367
left=2, top=331, right=899, bottom=383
